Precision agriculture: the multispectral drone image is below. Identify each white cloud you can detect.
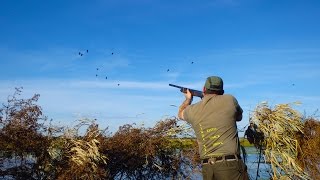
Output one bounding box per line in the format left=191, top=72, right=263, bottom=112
left=0, top=78, right=180, bottom=132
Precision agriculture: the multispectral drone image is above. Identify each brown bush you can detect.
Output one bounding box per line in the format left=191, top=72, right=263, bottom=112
left=101, top=118, right=200, bottom=179
left=297, top=118, right=320, bottom=179
left=0, top=87, right=51, bottom=179
left=0, top=88, right=200, bottom=179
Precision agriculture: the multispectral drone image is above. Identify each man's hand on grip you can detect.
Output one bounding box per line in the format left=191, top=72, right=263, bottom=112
left=184, top=89, right=193, bottom=100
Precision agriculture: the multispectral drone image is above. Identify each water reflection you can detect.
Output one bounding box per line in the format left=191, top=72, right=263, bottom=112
left=245, top=147, right=271, bottom=180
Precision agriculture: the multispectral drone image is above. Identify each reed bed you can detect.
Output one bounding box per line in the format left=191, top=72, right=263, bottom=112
left=46, top=119, right=108, bottom=179
left=252, top=102, right=310, bottom=179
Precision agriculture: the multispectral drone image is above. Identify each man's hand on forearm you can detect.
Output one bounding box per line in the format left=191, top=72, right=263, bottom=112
left=178, top=89, right=193, bottom=120
left=178, top=97, right=192, bottom=120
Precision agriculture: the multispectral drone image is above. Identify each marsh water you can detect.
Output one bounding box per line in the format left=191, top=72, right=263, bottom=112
left=245, top=146, right=271, bottom=180
left=1, top=147, right=271, bottom=180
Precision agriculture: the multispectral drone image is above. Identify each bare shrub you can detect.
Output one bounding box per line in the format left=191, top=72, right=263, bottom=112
left=297, top=118, right=320, bottom=179
left=0, top=88, right=200, bottom=179
left=101, top=118, right=200, bottom=179
left=0, top=87, right=50, bottom=179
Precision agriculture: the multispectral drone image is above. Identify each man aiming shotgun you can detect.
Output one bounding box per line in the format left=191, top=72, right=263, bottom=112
left=170, top=76, right=249, bottom=180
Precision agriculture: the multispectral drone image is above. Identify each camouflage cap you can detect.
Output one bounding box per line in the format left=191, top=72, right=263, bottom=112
left=204, top=76, right=223, bottom=91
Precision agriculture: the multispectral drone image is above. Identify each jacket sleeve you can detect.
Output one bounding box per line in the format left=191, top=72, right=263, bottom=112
left=233, top=97, right=243, bottom=121
left=183, top=105, right=193, bottom=124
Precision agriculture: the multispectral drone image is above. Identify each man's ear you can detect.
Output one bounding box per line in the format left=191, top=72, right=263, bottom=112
left=203, top=87, right=206, bottom=94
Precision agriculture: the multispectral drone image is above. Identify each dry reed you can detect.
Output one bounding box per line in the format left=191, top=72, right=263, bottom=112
left=252, top=102, right=310, bottom=179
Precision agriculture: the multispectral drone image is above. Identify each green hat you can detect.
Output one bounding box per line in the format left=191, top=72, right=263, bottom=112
left=204, top=76, right=223, bottom=91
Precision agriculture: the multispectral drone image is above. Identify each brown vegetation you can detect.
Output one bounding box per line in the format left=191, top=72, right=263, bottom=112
left=0, top=88, right=200, bottom=179
left=297, top=118, right=320, bottom=179
left=2, top=88, right=319, bottom=179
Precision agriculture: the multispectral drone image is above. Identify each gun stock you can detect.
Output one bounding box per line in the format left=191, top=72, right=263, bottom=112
left=169, top=84, right=203, bottom=98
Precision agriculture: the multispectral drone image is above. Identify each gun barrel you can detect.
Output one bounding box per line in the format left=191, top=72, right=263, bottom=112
left=169, top=83, right=203, bottom=98
left=169, top=84, right=182, bottom=89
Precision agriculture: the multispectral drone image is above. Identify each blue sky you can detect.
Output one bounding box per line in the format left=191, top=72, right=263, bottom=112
left=1, top=0, right=320, bottom=135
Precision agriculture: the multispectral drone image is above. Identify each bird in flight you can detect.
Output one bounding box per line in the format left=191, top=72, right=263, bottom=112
left=107, top=48, right=115, bottom=56
left=191, top=61, right=194, bottom=64
left=87, top=50, right=88, bottom=53
left=117, top=83, right=120, bottom=86
left=167, top=69, right=170, bottom=72
left=136, top=113, right=145, bottom=117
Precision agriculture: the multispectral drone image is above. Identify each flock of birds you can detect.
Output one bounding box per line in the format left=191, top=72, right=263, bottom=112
left=76, top=49, right=196, bottom=115
left=78, top=49, right=119, bottom=84
left=78, top=49, right=195, bottom=87
left=77, top=49, right=296, bottom=91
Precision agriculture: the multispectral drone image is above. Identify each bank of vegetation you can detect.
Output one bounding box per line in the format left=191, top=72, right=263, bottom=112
left=0, top=88, right=319, bottom=179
